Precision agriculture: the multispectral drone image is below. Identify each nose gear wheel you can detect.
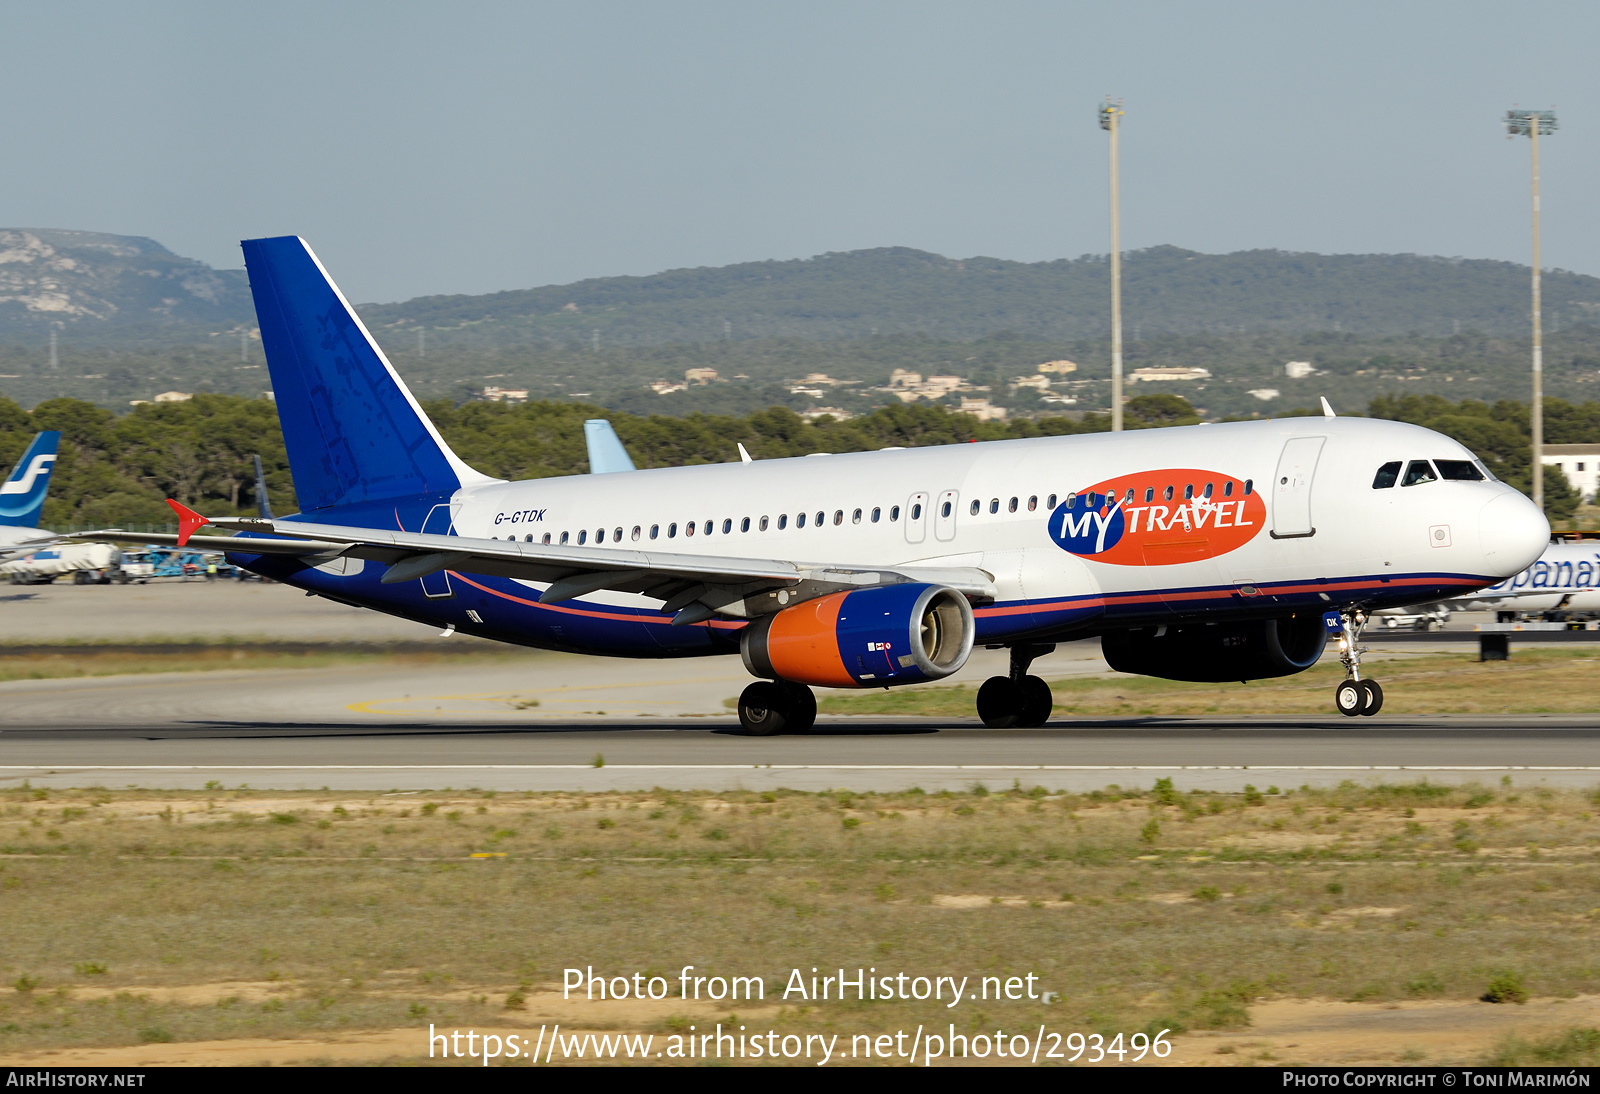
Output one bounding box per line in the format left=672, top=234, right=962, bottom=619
left=1333, top=609, right=1382, bottom=716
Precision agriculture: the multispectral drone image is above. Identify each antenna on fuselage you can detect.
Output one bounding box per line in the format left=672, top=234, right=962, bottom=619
left=1320, top=397, right=1336, bottom=418
left=737, top=443, right=753, bottom=464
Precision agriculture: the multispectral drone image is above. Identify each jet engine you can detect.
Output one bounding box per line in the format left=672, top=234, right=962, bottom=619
left=1101, top=612, right=1328, bottom=683
left=741, top=583, right=974, bottom=688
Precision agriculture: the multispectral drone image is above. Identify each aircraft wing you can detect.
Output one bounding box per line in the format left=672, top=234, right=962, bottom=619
left=0, top=536, right=60, bottom=564
left=145, top=503, right=998, bottom=624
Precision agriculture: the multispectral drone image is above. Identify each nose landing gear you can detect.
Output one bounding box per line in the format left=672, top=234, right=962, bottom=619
left=977, top=644, right=1056, bottom=728
left=1333, top=610, right=1383, bottom=717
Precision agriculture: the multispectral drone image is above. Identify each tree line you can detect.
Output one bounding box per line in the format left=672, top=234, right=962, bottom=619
left=0, top=390, right=1593, bottom=528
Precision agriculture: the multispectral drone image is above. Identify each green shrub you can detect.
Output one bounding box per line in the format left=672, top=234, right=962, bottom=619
left=1482, top=970, right=1528, bottom=1005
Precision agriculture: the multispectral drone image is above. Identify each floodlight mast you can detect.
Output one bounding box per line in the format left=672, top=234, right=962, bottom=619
left=1101, top=98, right=1125, bottom=431
left=1506, top=107, right=1557, bottom=512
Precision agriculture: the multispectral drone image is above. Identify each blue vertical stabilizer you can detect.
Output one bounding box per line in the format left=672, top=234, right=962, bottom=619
left=241, top=236, right=490, bottom=513
left=584, top=419, right=637, bottom=474
left=0, top=431, right=60, bottom=527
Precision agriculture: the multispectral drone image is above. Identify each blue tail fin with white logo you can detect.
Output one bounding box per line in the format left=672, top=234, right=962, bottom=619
left=0, top=431, right=60, bottom=528
left=241, top=236, right=493, bottom=513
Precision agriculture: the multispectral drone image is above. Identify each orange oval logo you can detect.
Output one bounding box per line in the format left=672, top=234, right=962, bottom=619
left=1048, top=468, right=1266, bottom=566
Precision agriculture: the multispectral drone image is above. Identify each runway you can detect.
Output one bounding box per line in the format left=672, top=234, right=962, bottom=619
left=4, top=715, right=1598, bottom=792
left=4, top=582, right=1596, bottom=793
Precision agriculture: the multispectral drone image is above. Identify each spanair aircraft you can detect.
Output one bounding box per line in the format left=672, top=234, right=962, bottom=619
left=0, top=431, right=62, bottom=561
left=82, top=238, right=1551, bottom=729
left=1387, top=539, right=1600, bottom=622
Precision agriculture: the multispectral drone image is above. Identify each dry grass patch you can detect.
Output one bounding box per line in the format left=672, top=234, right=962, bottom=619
left=0, top=780, right=1596, bottom=1063
left=818, top=647, right=1600, bottom=717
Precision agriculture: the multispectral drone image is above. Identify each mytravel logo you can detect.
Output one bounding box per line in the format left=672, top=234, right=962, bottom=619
left=1048, top=468, right=1266, bottom=566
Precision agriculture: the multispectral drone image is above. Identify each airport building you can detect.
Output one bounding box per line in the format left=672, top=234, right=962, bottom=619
left=1543, top=444, right=1600, bottom=502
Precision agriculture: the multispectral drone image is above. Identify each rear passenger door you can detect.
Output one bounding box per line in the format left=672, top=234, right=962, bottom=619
left=420, top=503, right=456, bottom=598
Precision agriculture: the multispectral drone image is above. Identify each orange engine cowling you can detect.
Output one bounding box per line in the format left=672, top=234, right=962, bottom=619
left=740, top=583, right=974, bottom=688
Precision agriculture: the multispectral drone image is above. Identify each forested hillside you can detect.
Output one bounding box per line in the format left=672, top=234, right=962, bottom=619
left=1, top=392, right=1593, bottom=528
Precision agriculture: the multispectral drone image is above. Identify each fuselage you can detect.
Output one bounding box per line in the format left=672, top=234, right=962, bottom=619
left=241, top=415, right=1549, bottom=659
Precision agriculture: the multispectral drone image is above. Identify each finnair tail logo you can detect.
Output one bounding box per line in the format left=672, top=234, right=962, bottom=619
left=1, top=454, right=55, bottom=496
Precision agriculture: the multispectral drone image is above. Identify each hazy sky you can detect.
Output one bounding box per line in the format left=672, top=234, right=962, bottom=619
left=3, top=1, right=1595, bottom=302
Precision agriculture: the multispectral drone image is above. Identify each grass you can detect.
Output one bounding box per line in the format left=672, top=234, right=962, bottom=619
left=0, top=781, right=1596, bottom=1062
left=0, top=640, right=541, bottom=683
left=817, top=647, right=1600, bottom=717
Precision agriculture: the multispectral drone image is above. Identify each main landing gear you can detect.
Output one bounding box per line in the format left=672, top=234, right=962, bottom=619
left=976, top=644, right=1056, bottom=728
left=735, top=680, right=817, bottom=736
left=1333, top=609, right=1384, bottom=718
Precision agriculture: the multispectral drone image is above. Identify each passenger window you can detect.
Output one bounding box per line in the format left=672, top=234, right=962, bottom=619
left=797, top=512, right=806, bottom=528
left=871, top=507, right=880, bottom=523
left=1244, top=479, right=1253, bottom=495
left=1064, top=493, right=1075, bottom=509
left=1047, top=494, right=1057, bottom=509
left=989, top=499, right=999, bottom=514
left=740, top=517, right=750, bottom=532
left=1223, top=481, right=1234, bottom=498
left=832, top=510, right=842, bottom=526
left=1027, top=495, right=1037, bottom=511
left=891, top=506, right=901, bottom=521
left=650, top=525, right=659, bottom=540
left=816, top=511, right=824, bottom=527
left=1203, top=483, right=1213, bottom=499
left=524, top=534, right=533, bottom=542
left=1184, top=484, right=1193, bottom=500
left=910, top=503, right=921, bottom=520
left=614, top=527, right=623, bottom=541
left=1163, top=485, right=1174, bottom=501
left=543, top=533, right=552, bottom=545
left=1372, top=461, right=1402, bottom=489
left=578, top=530, right=588, bottom=545
left=685, top=521, right=695, bottom=536
left=632, top=526, right=641, bottom=541
left=777, top=514, right=786, bottom=530
left=667, top=523, right=677, bottom=538
left=1009, top=497, right=1018, bottom=513
left=758, top=516, right=768, bottom=531
left=560, top=532, right=570, bottom=544
left=970, top=499, right=981, bottom=516
left=1401, top=460, right=1437, bottom=487
left=1435, top=459, right=1484, bottom=481
left=705, top=520, right=713, bottom=535
left=852, top=508, right=862, bottom=524
left=1144, top=487, right=1154, bottom=503
left=940, top=501, right=952, bottom=518
left=722, top=519, right=732, bottom=534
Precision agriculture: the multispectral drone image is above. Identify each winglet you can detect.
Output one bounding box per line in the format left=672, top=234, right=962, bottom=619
left=737, top=443, right=753, bottom=464
left=1320, top=397, right=1336, bottom=418
left=166, top=499, right=208, bottom=546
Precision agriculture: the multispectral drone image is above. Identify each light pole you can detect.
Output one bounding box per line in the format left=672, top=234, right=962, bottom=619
left=1100, top=98, right=1125, bottom=431
left=1506, top=107, right=1557, bottom=511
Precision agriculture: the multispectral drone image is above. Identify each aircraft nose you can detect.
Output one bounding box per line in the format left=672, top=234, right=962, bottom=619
left=1479, top=490, right=1549, bottom=577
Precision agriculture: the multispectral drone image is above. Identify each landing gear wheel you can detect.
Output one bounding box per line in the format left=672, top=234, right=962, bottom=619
left=1335, top=680, right=1364, bottom=717
left=736, top=681, right=790, bottom=736
left=781, top=682, right=816, bottom=732
left=976, top=676, right=1020, bottom=728
left=1016, top=675, right=1053, bottom=728
left=1358, top=679, right=1383, bottom=717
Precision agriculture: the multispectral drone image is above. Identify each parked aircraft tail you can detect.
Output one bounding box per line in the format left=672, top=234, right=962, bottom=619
left=240, top=236, right=493, bottom=513
left=0, top=431, right=61, bottom=527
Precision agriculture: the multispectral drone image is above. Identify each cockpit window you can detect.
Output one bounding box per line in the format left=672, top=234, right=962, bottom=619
left=1435, top=459, right=1484, bottom=481
left=1372, top=461, right=1401, bottom=489
left=1401, top=460, right=1437, bottom=487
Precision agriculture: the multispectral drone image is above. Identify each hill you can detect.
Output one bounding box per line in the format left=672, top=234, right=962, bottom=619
left=0, top=230, right=254, bottom=344
left=359, top=245, right=1600, bottom=345
left=5, top=231, right=1600, bottom=351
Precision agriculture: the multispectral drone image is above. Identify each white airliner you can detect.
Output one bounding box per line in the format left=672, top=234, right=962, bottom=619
left=1383, top=539, right=1600, bottom=624
left=84, top=238, right=1550, bottom=729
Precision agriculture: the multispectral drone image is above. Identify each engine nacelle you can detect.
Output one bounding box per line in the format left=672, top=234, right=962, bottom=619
left=741, top=583, right=974, bottom=688
left=1101, top=612, right=1328, bottom=683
